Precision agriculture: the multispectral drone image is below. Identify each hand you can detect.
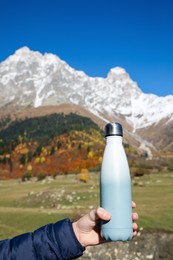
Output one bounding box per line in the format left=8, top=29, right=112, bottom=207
left=72, top=201, right=138, bottom=247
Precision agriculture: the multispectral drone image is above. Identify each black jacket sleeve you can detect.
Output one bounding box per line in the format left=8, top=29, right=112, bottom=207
left=0, top=218, right=85, bottom=260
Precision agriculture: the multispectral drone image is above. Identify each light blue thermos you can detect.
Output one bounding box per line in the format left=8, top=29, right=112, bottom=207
left=100, top=122, right=133, bottom=241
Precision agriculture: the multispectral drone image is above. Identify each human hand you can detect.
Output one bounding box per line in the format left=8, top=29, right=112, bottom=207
left=72, top=201, right=138, bottom=247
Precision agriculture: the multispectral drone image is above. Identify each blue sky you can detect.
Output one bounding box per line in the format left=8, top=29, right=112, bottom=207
left=0, top=0, right=173, bottom=96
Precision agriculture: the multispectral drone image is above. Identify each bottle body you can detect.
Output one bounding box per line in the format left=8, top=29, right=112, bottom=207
left=100, top=135, right=132, bottom=241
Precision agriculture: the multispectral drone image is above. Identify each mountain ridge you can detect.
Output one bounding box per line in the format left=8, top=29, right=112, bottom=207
left=0, top=47, right=173, bottom=155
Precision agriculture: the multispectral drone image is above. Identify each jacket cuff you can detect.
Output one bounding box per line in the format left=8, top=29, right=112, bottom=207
left=53, top=218, right=85, bottom=259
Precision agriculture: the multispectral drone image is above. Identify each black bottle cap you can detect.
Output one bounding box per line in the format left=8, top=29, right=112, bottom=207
left=105, top=122, right=123, bottom=137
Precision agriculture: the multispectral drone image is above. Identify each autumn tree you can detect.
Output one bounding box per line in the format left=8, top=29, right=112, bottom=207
left=79, top=168, right=89, bottom=183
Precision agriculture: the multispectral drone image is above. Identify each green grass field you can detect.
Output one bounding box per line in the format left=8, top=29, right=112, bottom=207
left=0, top=171, right=173, bottom=239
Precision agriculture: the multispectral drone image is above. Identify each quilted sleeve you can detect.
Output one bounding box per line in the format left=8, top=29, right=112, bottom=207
left=0, top=218, right=85, bottom=260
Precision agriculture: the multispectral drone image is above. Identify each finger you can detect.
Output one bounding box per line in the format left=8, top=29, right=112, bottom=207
left=96, top=207, right=112, bottom=221
left=133, top=222, right=138, bottom=231
left=132, top=201, right=136, bottom=208
left=133, top=230, right=137, bottom=237
left=132, top=212, right=138, bottom=221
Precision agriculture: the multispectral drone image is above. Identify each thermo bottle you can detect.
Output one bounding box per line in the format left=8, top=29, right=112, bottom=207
left=100, top=122, right=133, bottom=241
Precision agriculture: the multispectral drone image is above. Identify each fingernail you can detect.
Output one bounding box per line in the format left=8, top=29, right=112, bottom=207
left=98, top=207, right=104, bottom=214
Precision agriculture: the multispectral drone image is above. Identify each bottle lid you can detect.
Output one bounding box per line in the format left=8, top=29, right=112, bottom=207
left=105, top=122, right=123, bottom=137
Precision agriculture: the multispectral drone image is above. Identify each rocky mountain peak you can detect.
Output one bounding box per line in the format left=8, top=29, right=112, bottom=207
left=107, top=66, right=129, bottom=80
left=0, top=47, right=173, bottom=134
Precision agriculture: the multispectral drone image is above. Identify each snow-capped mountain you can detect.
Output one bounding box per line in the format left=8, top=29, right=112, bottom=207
left=0, top=47, right=173, bottom=153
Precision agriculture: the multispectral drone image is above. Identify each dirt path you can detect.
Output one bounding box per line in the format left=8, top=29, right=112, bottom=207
left=0, top=206, right=75, bottom=214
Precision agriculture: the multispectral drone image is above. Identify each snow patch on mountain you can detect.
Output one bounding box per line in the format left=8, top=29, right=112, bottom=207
left=0, top=47, right=173, bottom=132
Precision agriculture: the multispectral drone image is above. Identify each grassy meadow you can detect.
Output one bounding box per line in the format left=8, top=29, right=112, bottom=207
left=0, top=171, right=173, bottom=240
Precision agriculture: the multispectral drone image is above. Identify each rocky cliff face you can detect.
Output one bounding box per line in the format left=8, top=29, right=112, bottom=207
left=79, top=229, right=173, bottom=260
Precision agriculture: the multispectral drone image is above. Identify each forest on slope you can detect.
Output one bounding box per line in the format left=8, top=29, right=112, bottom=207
left=0, top=113, right=168, bottom=180
left=0, top=113, right=105, bottom=179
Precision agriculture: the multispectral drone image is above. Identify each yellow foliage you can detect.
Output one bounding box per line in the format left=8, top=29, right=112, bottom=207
left=99, top=157, right=102, bottom=163
left=35, top=156, right=46, bottom=164
left=40, top=156, right=46, bottom=163
left=35, top=157, right=40, bottom=164
left=79, top=168, right=89, bottom=182
left=5, top=154, right=11, bottom=159
left=41, top=147, right=47, bottom=156
left=20, top=148, right=29, bottom=155
left=15, top=143, right=28, bottom=154
left=27, top=164, right=32, bottom=172
left=88, top=151, right=94, bottom=159
left=19, top=164, right=23, bottom=169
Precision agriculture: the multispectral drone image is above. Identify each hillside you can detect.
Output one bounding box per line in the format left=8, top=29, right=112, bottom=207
left=0, top=112, right=101, bottom=143
left=0, top=112, right=153, bottom=180
left=0, top=113, right=105, bottom=179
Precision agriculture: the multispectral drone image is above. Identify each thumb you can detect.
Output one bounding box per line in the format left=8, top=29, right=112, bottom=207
left=96, top=207, right=112, bottom=221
